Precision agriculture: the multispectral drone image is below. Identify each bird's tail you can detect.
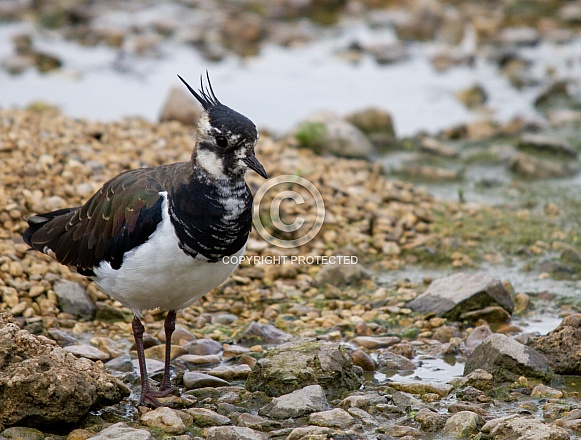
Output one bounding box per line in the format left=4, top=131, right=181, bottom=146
left=23, top=208, right=76, bottom=248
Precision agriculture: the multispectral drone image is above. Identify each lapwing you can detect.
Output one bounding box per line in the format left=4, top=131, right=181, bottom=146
left=23, top=72, right=267, bottom=407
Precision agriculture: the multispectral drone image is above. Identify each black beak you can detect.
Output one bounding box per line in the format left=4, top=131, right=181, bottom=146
left=244, top=155, right=268, bottom=179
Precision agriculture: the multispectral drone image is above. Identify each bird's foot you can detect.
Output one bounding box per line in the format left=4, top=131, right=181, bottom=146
left=150, top=385, right=178, bottom=398
left=138, top=386, right=178, bottom=408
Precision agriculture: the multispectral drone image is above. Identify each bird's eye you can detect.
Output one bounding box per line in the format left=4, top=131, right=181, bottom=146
left=215, top=135, right=228, bottom=148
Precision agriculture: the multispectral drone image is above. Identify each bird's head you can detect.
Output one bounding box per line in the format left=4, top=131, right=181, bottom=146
left=178, top=73, right=267, bottom=180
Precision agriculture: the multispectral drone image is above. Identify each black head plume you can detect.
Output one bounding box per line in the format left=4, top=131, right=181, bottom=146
left=178, top=71, right=220, bottom=111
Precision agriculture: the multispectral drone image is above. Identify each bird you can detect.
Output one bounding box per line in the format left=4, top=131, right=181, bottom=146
left=22, top=72, right=267, bottom=407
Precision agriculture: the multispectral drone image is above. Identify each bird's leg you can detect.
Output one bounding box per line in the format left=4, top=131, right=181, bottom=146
left=156, top=309, right=177, bottom=394
left=132, top=315, right=163, bottom=407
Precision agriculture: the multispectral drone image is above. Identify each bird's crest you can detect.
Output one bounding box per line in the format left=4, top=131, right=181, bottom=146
left=178, top=71, right=220, bottom=111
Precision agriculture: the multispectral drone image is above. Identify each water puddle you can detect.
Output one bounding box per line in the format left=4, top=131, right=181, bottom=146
left=1, top=21, right=581, bottom=135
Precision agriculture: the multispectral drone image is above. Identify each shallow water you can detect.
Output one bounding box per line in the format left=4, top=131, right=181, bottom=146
left=2, top=20, right=581, bottom=136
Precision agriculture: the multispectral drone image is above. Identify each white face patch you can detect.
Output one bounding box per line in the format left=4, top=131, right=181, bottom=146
left=197, top=113, right=214, bottom=139
left=197, top=149, right=226, bottom=179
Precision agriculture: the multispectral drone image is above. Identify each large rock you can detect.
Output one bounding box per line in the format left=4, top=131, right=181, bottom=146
left=0, top=312, right=128, bottom=427
left=407, top=273, right=514, bottom=321
left=245, top=339, right=362, bottom=399
left=464, top=334, right=550, bottom=383
left=528, top=314, right=581, bottom=374
left=293, top=111, right=375, bottom=159
left=481, top=414, right=569, bottom=440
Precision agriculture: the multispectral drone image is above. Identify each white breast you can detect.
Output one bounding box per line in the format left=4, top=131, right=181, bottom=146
left=92, top=192, right=245, bottom=316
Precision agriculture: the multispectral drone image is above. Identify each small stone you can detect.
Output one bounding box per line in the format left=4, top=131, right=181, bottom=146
left=207, top=364, right=252, bottom=380
left=53, top=280, right=96, bottom=319
left=390, top=382, right=452, bottom=397
left=420, top=137, right=458, bottom=158
left=91, top=337, right=127, bottom=359
left=376, top=350, right=415, bottom=370
left=352, top=350, right=376, bottom=371
left=183, top=338, right=222, bottom=355
left=140, top=407, right=192, bottom=434
left=351, top=336, right=400, bottom=349
left=183, top=372, right=230, bottom=389
left=105, top=354, right=134, bottom=373
left=184, top=407, right=231, bottom=426
left=90, top=422, right=153, bottom=440
left=223, top=343, right=250, bottom=360
left=465, top=325, right=493, bottom=352
left=157, top=324, right=197, bottom=344
left=175, top=354, right=221, bottom=368
left=1, top=427, right=44, bottom=440
left=314, top=260, right=371, bottom=287
left=294, top=111, right=375, bottom=159
left=159, top=86, right=202, bottom=126
left=531, top=384, right=563, bottom=399
left=144, top=344, right=187, bottom=362
left=64, top=344, right=110, bottom=361
left=391, top=391, right=424, bottom=412
left=442, top=411, right=484, bottom=438
left=206, top=426, right=268, bottom=440
left=237, top=321, right=293, bottom=346
left=461, top=306, right=511, bottom=324
left=259, top=385, right=329, bottom=419
left=456, top=84, right=487, bottom=108
left=308, top=408, right=354, bottom=428
left=378, top=424, right=422, bottom=437
left=347, top=407, right=379, bottom=428
left=286, top=426, right=332, bottom=440
left=415, top=408, right=445, bottom=432
left=518, top=133, right=578, bottom=158
left=47, top=328, right=79, bottom=347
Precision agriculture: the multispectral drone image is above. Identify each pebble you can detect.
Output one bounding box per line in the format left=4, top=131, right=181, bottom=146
left=91, top=336, right=127, bottom=358
left=143, top=344, right=187, bottom=362
left=184, top=407, right=231, bottom=426
left=351, top=336, right=401, bottom=349
left=183, top=338, right=223, bottom=355
left=351, top=349, right=376, bottom=371
left=442, top=411, right=484, bottom=438
left=308, top=408, right=354, bottom=428
left=105, top=354, right=134, bottom=373
left=175, top=354, right=221, bottom=367
left=157, top=324, right=197, bottom=344
left=206, top=426, right=269, bottom=440
left=376, top=350, right=415, bottom=370
left=531, top=384, right=563, bottom=399
left=1, top=427, right=45, bottom=440
left=347, top=407, right=379, bottom=428
left=64, top=344, right=110, bottom=361
left=53, top=279, right=96, bottom=320
left=207, top=364, right=252, bottom=380
left=140, top=407, right=192, bottom=434
left=90, top=422, right=153, bottom=440
left=182, top=371, right=230, bottom=389
left=259, top=385, right=329, bottom=419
